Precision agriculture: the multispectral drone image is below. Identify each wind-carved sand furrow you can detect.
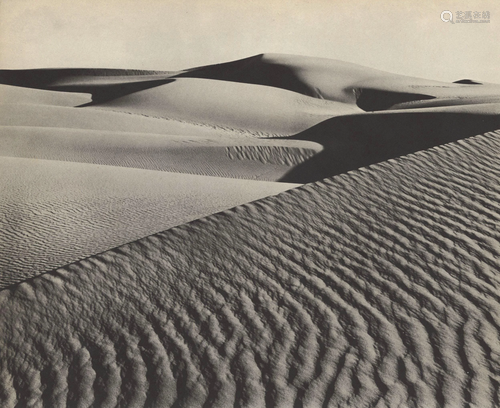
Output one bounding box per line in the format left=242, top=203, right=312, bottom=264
left=225, top=145, right=318, bottom=166
left=170, top=306, right=237, bottom=407
left=398, top=171, right=500, bottom=256
left=165, top=223, right=356, bottom=406
left=452, top=136, right=500, bottom=178
left=414, top=166, right=500, bottom=224
left=203, top=259, right=302, bottom=407
left=212, top=284, right=283, bottom=407
left=339, top=156, right=500, bottom=300
left=147, top=317, right=208, bottom=407
left=65, top=343, right=101, bottom=408
left=386, top=181, right=500, bottom=292
left=357, top=185, right=500, bottom=323
left=236, top=233, right=389, bottom=405
left=263, top=185, right=453, bottom=401
left=332, top=187, right=490, bottom=304
left=315, top=177, right=499, bottom=405
left=219, top=231, right=339, bottom=380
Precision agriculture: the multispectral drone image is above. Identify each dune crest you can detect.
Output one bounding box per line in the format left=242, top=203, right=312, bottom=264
left=0, top=157, right=298, bottom=288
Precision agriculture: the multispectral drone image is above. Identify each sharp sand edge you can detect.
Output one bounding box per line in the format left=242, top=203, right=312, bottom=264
left=0, top=157, right=298, bottom=288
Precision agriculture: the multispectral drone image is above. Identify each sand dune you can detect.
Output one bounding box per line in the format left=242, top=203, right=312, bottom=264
left=2, top=131, right=500, bottom=407
left=0, top=68, right=174, bottom=93
left=283, top=103, right=500, bottom=182
left=0, top=103, right=250, bottom=137
left=4, top=54, right=500, bottom=116
left=176, top=53, right=500, bottom=110
left=0, top=126, right=322, bottom=181
left=88, top=77, right=360, bottom=136
left=2, top=53, right=500, bottom=407
left=0, top=84, right=91, bottom=107
left=0, top=157, right=297, bottom=288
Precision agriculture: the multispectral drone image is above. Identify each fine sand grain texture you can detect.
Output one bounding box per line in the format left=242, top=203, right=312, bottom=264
left=1, top=130, right=500, bottom=407
left=0, top=157, right=297, bottom=288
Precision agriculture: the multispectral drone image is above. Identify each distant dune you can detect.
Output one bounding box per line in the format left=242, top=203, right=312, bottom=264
left=176, top=53, right=500, bottom=110
left=89, top=77, right=360, bottom=136
left=1, top=53, right=500, bottom=407
left=0, top=126, right=322, bottom=181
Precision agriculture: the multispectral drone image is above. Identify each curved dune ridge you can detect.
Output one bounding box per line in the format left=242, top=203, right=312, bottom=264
left=2, top=130, right=500, bottom=407
left=89, top=77, right=360, bottom=136
left=175, top=53, right=500, bottom=110
left=0, top=157, right=298, bottom=289
left=0, top=126, right=322, bottom=181
left=3, top=53, right=500, bottom=118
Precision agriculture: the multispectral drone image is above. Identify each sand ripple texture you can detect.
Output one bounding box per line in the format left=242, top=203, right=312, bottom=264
left=2, top=130, right=500, bottom=408
left=0, top=157, right=297, bottom=289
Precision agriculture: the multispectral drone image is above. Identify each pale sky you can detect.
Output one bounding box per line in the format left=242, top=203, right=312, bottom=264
left=1, top=0, right=499, bottom=83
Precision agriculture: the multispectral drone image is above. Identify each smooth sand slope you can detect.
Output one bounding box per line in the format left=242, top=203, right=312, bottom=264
left=2, top=131, right=500, bottom=407
left=88, top=77, right=359, bottom=136
left=0, top=157, right=297, bottom=289
left=0, top=126, right=322, bottom=181
left=176, top=53, right=500, bottom=110
left=0, top=84, right=91, bottom=107
left=0, top=103, right=249, bottom=137
left=87, top=78, right=361, bottom=136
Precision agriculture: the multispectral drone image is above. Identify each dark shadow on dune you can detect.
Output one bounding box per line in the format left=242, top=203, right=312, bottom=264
left=0, top=68, right=171, bottom=88
left=454, top=79, right=483, bottom=85
left=0, top=68, right=175, bottom=102
left=77, top=79, right=176, bottom=106
left=279, top=110, right=500, bottom=183
left=174, top=54, right=319, bottom=97
left=355, top=88, right=436, bottom=111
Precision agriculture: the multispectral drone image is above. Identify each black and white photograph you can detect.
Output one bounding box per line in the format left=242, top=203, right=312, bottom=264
left=1, top=0, right=500, bottom=406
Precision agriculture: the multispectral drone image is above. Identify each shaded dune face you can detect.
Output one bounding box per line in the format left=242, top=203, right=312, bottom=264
left=355, top=89, right=436, bottom=111
left=282, top=104, right=500, bottom=182
left=2, top=131, right=500, bottom=407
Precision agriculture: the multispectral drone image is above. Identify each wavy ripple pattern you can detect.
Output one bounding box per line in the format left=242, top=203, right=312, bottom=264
left=2, top=131, right=500, bottom=407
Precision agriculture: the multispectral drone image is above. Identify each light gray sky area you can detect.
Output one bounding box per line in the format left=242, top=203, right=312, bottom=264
left=1, top=0, right=499, bottom=83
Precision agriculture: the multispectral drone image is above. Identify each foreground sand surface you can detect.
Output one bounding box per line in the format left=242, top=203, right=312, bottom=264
left=1, top=54, right=500, bottom=407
